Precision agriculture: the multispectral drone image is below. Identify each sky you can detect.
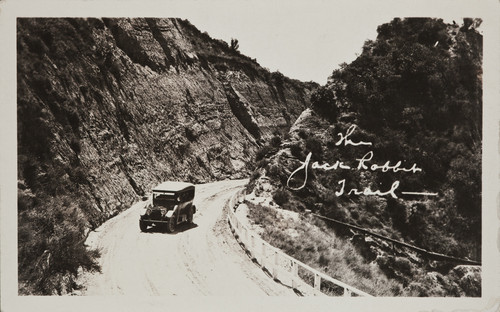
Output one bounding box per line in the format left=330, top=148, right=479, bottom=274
left=153, top=0, right=489, bottom=84
left=2, top=0, right=492, bottom=84
left=185, top=1, right=388, bottom=84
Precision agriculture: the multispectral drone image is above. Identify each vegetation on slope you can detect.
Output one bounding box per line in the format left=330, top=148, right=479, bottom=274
left=313, top=17, right=482, bottom=261
left=245, top=201, right=402, bottom=296
left=248, top=18, right=482, bottom=296
left=18, top=19, right=105, bottom=294
left=245, top=201, right=479, bottom=296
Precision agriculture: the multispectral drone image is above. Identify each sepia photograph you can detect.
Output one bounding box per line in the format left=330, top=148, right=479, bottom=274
left=2, top=0, right=499, bottom=311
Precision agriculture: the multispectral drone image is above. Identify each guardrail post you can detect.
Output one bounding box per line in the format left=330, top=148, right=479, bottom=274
left=272, top=250, right=279, bottom=280
left=291, top=261, right=298, bottom=289
left=343, top=288, right=351, bottom=297
left=314, top=273, right=321, bottom=291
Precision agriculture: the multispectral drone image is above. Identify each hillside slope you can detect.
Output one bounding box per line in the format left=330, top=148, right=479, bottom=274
left=246, top=18, right=482, bottom=296
left=17, top=18, right=315, bottom=294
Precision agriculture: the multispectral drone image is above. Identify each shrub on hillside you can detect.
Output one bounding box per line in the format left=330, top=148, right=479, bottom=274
left=18, top=194, right=101, bottom=295
left=255, top=145, right=272, bottom=161
left=298, top=130, right=308, bottom=139
left=386, top=198, right=408, bottom=232
left=230, top=38, right=239, bottom=51
left=310, top=86, right=338, bottom=120
left=69, top=137, right=81, bottom=154
left=255, top=158, right=269, bottom=169
left=245, top=202, right=402, bottom=296
left=245, top=201, right=278, bottom=226
left=305, top=137, right=322, bottom=158
left=272, top=189, right=289, bottom=206
left=270, top=135, right=282, bottom=148
left=290, top=143, right=303, bottom=159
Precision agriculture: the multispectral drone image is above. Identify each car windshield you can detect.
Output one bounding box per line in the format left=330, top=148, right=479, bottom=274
left=153, top=192, right=178, bottom=207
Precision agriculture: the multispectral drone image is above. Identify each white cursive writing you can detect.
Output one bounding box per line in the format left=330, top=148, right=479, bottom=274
left=336, top=125, right=372, bottom=146
left=287, top=152, right=351, bottom=190
left=356, top=151, right=422, bottom=173
left=335, top=179, right=400, bottom=198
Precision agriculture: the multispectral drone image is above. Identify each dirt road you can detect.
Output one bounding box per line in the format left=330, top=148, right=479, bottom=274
left=80, top=179, right=296, bottom=296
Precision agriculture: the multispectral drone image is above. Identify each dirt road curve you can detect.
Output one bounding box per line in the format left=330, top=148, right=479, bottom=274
left=81, top=179, right=296, bottom=296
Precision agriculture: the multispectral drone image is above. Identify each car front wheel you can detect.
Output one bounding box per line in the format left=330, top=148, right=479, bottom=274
left=139, top=220, right=148, bottom=232
left=166, top=217, right=176, bottom=233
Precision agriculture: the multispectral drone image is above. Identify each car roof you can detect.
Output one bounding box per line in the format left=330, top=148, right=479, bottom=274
left=153, top=181, right=195, bottom=192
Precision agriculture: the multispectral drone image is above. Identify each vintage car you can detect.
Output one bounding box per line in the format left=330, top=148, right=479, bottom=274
left=140, top=181, right=196, bottom=233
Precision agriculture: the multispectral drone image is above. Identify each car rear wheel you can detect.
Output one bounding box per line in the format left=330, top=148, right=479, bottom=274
left=166, top=217, right=176, bottom=233
left=187, top=206, right=194, bottom=224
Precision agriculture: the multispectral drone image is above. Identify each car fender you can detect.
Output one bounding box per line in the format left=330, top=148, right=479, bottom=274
left=166, top=205, right=178, bottom=218
left=140, top=203, right=152, bottom=217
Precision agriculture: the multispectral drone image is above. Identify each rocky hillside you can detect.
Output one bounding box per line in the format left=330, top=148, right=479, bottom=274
left=17, top=18, right=315, bottom=294
left=246, top=18, right=482, bottom=296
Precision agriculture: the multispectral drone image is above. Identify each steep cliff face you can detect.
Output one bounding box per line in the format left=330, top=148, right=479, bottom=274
left=17, top=18, right=314, bottom=294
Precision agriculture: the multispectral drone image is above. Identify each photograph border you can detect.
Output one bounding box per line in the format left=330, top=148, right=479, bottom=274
left=2, top=0, right=499, bottom=311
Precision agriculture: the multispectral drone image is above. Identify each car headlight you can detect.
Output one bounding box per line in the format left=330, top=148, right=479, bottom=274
left=146, top=208, right=152, bottom=215
left=160, top=208, right=167, bottom=216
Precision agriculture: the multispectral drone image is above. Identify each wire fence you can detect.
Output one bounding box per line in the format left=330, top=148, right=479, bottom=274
left=310, top=213, right=481, bottom=266
left=226, top=189, right=373, bottom=297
